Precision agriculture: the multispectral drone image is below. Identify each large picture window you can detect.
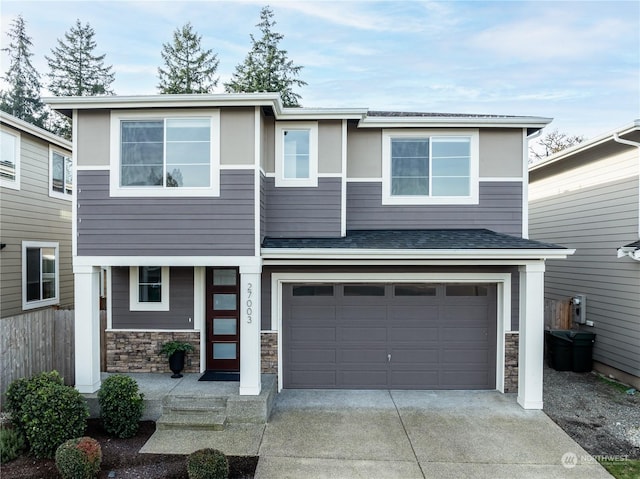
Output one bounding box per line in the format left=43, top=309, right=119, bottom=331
left=22, top=241, right=59, bottom=310
left=129, top=266, right=170, bottom=311
left=275, top=122, right=318, bottom=187
left=50, top=147, right=72, bottom=199
left=382, top=129, right=479, bottom=205
left=110, top=111, right=220, bottom=197
left=1, top=127, right=20, bottom=190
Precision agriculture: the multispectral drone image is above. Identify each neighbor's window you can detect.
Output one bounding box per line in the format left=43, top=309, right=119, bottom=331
left=1, top=127, right=20, bottom=189
left=22, top=241, right=59, bottom=310
left=275, top=122, right=318, bottom=187
left=50, top=147, right=72, bottom=198
left=129, top=266, right=170, bottom=311
left=382, top=129, right=478, bottom=205
left=111, top=111, right=220, bottom=197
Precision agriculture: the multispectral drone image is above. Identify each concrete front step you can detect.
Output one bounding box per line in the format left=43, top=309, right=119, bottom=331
left=156, top=411, right=228, bottom=431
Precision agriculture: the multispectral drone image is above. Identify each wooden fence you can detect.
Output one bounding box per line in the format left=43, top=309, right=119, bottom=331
left=0, top=309, right=82, bottom=401
left=544, top=297, right=572, bottom=330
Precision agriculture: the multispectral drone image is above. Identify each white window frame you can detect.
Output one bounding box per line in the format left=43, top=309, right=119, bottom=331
left=1, top=126, right=21, bottom=190
left=382, top=128, right=479, bottom=205
left=129, top=266, right=170, bottom=311
left=110, top=110, right=220, bottom=197
left=49, top=145, right=73, bottom=200
left=275, top=121, right=318, bottom=187
left=22, top=241, right=60, bottom=310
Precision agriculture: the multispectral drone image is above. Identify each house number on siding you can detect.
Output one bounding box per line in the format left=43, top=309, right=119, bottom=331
left=246, top=282, right=253, bottom=323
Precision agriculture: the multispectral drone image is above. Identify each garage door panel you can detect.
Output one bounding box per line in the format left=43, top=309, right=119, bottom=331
left=339, top=370, right=388, bottom=388
left=440, top=327, right=488, bottom=341
left=289, top=370, right=337, bottom=387
left=339, top=326, right=387, bottom=342
left=442, top=348, right=490, bottom=364
left=290, top=348, right=336, bottom=363
left=289, top=327, right=337, bottom=341
left=389, top=326, right=439, bottom=341
left=339, top=348, right=387, bottom=363
left=388, top=305, right=439, bottom=321
left=390, top=371, right=440, bottom=388
left=442, top=305, right=491, bottom=320
left=441, top=370, right=491, bottom=388
left=389, top=348, right=439, bottom=363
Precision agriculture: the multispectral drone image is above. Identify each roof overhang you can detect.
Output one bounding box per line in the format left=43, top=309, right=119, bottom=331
left=357, top=115, right=552, bottom=131
left=261, top=248, right=574, bottom=261
left=0, top=111, right=71, bottom=150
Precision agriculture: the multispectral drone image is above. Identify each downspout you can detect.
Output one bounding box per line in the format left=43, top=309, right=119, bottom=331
left=613, top=132, right=640, bottom=260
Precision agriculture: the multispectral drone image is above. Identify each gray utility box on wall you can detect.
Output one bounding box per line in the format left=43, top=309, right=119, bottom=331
left=571, top=295, right=586, bottom=324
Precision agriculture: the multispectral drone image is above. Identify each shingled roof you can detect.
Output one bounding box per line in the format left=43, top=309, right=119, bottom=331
left=262, top=229, right=566, bottom=250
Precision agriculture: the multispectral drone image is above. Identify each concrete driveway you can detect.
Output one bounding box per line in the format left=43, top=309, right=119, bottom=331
left=255, top=390, right=612, bottom=479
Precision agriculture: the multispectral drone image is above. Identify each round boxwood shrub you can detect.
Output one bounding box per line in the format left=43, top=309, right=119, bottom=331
left=5, top=371, right=89, bottom=458
left=55, top=436, right=102, bottom=479
left=187, top=448, right=229, bottom=479
left=0, top=427, right=25, bottom=464
left=98, top=374, right=144, bottom=438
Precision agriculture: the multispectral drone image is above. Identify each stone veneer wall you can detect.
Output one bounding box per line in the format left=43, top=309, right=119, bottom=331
left=504, top=332, right=519, bottom=393
left=261, top=332, right=278, bottom=374
left=106, top=331, right=200, bottom=373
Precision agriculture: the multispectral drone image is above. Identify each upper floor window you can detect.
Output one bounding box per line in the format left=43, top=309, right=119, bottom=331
left=1, top=127, right=20, bottom=190
left=275, top=122, right=318, bottom=187
left=382, top=129, right=479, bottom=205
left=50, top=147, right=72, bottom=199
left=129, top=266, right=170, bottom=311
left=110, top=111, right=220, bottom=197
left=22, top=241, right=59, bottom=310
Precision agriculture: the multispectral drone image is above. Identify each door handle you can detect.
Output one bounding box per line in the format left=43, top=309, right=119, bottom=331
left=387, top=353, right=391, bottom=363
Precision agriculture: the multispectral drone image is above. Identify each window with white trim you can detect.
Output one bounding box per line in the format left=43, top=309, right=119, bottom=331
left=275, top=122, right=318, bottom=187
left=1, top=127, right=20, bottom=190
left=110, top=111, right=220, bottom=197
left=382, top=129, right=479, bottom=205
left=129, top=266, right=170, bottom=311
left=50, top=147, right=72, bottom=199
left=22, top=241, right=59, bottom=310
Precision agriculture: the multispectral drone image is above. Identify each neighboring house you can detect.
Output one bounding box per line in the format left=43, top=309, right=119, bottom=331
left=0, top=112, right=74, bottom=318
left=529, top=121, right=640, bottom=389
left=46, top=93, right=572, bottom=409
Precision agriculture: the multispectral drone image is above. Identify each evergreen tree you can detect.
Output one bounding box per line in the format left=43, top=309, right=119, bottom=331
left=157, top=22, right=219, bottom=94
left=46, top=19, right=115, bottom=96
left=225, top=6, right=306, bottom=107
left=0, top=15, right=48, bottom=128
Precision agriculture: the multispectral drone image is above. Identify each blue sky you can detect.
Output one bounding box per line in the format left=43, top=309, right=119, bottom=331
left=1, top=0, right=638, bottom=139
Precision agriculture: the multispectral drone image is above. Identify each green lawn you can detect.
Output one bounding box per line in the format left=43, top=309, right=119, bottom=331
left=599, top=459, right=640, bottom=479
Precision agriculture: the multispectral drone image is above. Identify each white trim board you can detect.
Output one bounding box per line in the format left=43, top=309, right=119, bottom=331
left=270, top=271, right=512, bottom=393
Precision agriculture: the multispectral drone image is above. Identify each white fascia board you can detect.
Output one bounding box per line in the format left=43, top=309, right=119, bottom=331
left=0, top=111, right=72, bottom=150
left=358, top=116, right=552, bottom=129
left=529, top=121, right=640, bottom=172
left=260, top=248, right=575, bottom=260
left=264, top=258, right=550, bottom=267
left=276, top=107, right=367, bottom=120
left=74, top=256, right=262, bottom=269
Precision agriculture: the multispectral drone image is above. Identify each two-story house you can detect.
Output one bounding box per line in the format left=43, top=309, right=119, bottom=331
left=0, top=111, right=74, bottom=318
left=46, top=93, right=572, bottom=410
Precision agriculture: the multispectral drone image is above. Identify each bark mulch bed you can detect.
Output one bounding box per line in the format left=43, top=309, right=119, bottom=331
left=1, top=419, right=257, bottom=479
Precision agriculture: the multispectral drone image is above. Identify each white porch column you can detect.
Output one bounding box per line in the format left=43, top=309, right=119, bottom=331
left=239, top=264, right=262, bottom=395
left=517, top=262, right=546, bottom=409
left=74, top=265, right=101, bottom=393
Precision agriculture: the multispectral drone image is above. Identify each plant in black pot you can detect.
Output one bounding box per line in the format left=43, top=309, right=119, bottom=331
left=160, top=340, right=195, bottom=378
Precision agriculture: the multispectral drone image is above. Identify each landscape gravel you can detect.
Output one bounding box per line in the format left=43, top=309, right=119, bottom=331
left=543, top=365, right=640, bottom=460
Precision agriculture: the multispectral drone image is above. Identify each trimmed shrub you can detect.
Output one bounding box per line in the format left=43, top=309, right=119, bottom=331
left=98, top=374, right=144, bottom=438
left=0, top=427, right=25, bottom=464
left=55, top=436, right=102, bottom=479
left=5, top=371, right=89, bottom=458
left=187, top=448, right=229, bottom=479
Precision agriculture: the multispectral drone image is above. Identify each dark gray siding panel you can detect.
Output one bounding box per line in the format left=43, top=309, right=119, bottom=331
left=265, top=177, right=342, bottom=237
left=347, top=182, right=522, bottom=236
left=261, top=272, right=272, bottom=330
left=77, top=170, right=255, bottom=256
left=111, top=266, right=194, bottom=329
left=260, top=172, right=266, bottom=243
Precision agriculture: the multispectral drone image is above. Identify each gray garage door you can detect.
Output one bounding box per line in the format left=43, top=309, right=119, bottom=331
left=283, top=283, right=497, bottom=389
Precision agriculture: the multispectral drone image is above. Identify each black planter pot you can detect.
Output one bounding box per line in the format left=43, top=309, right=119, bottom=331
left=169, top=350, right=186, bottom=378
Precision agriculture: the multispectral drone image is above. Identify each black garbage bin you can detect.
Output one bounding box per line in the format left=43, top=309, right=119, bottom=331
left=547, top=330, right=573, bottom=371
left=570, top=331, right=596, bottom=373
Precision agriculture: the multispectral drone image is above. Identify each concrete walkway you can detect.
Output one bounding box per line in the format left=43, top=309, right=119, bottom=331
left=254, top=390, right=612, bottom=479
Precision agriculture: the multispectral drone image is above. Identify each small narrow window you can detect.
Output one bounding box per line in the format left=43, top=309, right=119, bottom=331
left=275, top=122, right=318, bottom=187
left=394, top=284, right=437, bottom=296
left=1, top=127, right=20, bottom=189
left=344, top=285, right=385, bottom=296
left=213, top=269, right=237, bottom=286
left=129, top=266, right=170, bottom=311
left=292, top=285, right=334, bottom=296
left=22, top=242, right=59, bottom=310
left=50, top=148, right=72, bottom=199
left=446, top=285, right=488, bottom=297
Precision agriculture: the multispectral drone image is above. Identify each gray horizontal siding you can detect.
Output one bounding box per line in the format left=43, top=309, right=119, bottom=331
left=77, top=170, right=255, bottom=256
left=346, top=182, right=523, bottom=236
left=0, top=131, right=73, bottom=317
left=530, top=176, right=640, bottom=377
left=260, top=172, right=266, bottom=243
left=111, top=266, right=194, bottom=329
left=265, top=176, right=341, bottom=238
